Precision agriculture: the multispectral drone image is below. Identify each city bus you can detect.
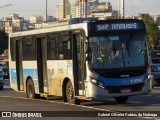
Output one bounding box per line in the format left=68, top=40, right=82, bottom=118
left=9, top=18, right=151, bottom=104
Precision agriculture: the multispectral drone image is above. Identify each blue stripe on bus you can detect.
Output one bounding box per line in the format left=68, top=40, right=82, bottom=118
left=10, top=69, right=39, bottom=84
left=10, top=69, right=17, bottom=84
left=96, top=73, right=148, bottom=86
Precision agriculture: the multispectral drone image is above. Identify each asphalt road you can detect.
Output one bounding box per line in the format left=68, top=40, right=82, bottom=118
left=0, top=79, right=159, bottom=120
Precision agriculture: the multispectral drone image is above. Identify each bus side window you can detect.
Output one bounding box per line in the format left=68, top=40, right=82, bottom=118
left=22, top=36, right=36, bottom=60
left=10, top=39, right=16, bottom=61
left=47, top=33, right=59, bottom=60
left=59, top=33, right=72, bottom=60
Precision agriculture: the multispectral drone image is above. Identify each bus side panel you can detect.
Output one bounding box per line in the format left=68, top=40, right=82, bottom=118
left=47, top=60, right=73, bottom=96
left=58, top=60, right=74, bottom=96
left=10, top=61, right=18, bottom=91
left=47, top=60, right=58, bottom=95
left=22, top=61, right=39, bottom=93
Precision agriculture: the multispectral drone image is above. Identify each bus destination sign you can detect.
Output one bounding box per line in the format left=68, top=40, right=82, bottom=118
left=96, top=23, right=139, bottom=31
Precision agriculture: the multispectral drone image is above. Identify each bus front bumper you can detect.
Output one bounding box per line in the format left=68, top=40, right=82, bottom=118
left=86, top=81, right=151, bottom=101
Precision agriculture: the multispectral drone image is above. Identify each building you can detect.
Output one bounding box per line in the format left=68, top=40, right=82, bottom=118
left=79, top=0, right=89, bottom=18
left=70, top=0, right=79, bottom=18
left=22, top=20, right=30, bottom=30
left=89, top=10, right=118, bottom=19
left=0, top=20, right=5, bottom=30
left=87, top=2, right=116, bottom=19
left=56, top=0, right=70, bottom=20
left=4, top=13, right=19, bottom=20
left=5, top=26, right=21, bottom=34
left=56, top=0, right=117, bottom=20
left=76, top=2, right=81, bottom=18
left=29, top=16, right=43, bottom=24
left=88, top=0, right=99, bottom=13
left=56, top=5, right=60, bottom=20
left=2, top=13, right=25, bottom=34
left=47, top=15, right=56, bottom=22
left=137, top=13, right=149, bottom=20
left=95, top=2, right=112, bottom=12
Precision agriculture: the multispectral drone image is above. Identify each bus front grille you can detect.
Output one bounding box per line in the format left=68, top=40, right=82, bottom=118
left=106, top=83, right=144, bottom=93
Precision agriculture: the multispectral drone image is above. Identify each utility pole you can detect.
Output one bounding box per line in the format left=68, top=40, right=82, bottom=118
left=46, top=0, right=48, bottom=23
left=122, top=0, right=125, bottom=19
left=118, top=0, right=125, bottom=19
left=118, top=0, right=120, bottom=18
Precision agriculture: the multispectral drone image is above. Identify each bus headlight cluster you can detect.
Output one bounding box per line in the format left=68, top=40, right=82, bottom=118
left=144, top=76, right=152, bottom=85
left=148, top=75, right=154, bottom=79
left=90, top=78, right=105, bottom=89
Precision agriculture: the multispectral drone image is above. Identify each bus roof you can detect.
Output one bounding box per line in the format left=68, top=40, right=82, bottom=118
left=9, top=18, right=145, bottom=38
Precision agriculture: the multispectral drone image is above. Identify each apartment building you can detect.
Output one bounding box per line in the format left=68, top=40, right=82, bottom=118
left=56, top=0, right=70, bottom=20
left=29, top=16, right=43, bottom=24
left=88, top=0, right=99, bottom=13
left=70, top=0, right=79, bottom=18
left=0, top=20, right=5, bottom=30
left=3, top=13, right=24, bottom=34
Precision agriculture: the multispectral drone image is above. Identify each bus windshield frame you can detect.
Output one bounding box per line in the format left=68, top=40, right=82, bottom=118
left=87, top=30, right=147, bottom=71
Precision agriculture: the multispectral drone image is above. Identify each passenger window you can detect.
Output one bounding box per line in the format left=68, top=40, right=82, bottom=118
left=22, top=36, right=36, bottom=60
left=47, top=34, right=60, bottom=60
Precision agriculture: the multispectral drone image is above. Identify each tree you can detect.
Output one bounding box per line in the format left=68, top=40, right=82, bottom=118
left=0, top=30, right=8, bottom=54
left=142, top=15, right=160, bottom=50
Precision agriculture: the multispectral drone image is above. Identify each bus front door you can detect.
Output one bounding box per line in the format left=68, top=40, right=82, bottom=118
left=37, top=37, right=48, bottom=93
left=73, top=33, right=86, bottom=96
left=15, top=40, right=24, bottom=91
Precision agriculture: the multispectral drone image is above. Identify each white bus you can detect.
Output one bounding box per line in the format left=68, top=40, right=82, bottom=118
left=9, top=18, right=151, bottom=104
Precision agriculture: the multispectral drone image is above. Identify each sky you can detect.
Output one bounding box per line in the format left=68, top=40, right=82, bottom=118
left=0, top=0, right=160, bottom=20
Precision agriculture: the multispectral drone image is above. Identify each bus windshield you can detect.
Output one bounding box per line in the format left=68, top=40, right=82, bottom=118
left=88, top=32, right=146, bottom=69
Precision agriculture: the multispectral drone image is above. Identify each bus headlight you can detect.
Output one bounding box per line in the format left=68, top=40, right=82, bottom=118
left=144, top=76, right=151, bottom=85
left=148, top=75, right=154, bottom=78
left=90, top=78, right=105, bottom=89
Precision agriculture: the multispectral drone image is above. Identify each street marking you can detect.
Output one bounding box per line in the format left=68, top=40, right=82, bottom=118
left=143, top=94, right=152, bottom=97
left=128, top=101, right=142, bottom=104
left=0, top=96, right=157, bottom=120
left=150, top=104, right=160, bottom=106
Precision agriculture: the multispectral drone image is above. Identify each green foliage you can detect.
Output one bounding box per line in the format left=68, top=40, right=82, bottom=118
left=142, top=16, right=160, bottom=50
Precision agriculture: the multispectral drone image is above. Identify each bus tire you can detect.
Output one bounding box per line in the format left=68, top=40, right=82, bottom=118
left=65, top=81, right=80, bottom=105
left=115, top=96, right=128, bottom=104
left=26, top=79, right=36, bottom=99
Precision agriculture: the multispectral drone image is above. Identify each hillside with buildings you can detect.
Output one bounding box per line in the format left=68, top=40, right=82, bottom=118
left=0, top=0, right=159, bottom=35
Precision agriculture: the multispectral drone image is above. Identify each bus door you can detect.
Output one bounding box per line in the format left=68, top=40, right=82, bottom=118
left=15, top=39, right=24, bottom=91
left=37, top=37, right=48, bottom=93
left=72, top=33, right=86, bottom=96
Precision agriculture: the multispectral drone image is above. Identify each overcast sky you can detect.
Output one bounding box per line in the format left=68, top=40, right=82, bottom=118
left=0, top=0, right=160, bottom=19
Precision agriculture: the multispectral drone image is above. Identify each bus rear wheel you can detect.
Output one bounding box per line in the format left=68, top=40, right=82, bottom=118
left=115, top=96, right=128, bottom=103
left=26, top=79, right=36, bottom=99
left=65, top=81, right=80, bottom=105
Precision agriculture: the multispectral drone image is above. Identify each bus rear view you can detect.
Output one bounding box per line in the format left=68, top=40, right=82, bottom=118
left=86, top=19, right=151, bottom=103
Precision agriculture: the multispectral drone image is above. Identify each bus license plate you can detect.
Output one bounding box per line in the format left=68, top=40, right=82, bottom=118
left=121, top=88, right=131, bottom=93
